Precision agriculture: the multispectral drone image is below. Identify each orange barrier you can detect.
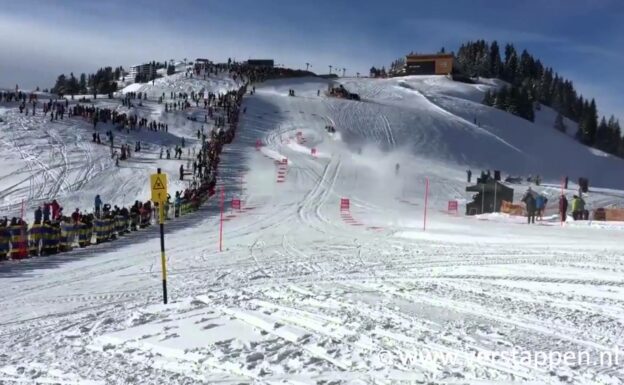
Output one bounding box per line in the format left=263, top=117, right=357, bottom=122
left=594, top=208, right=624, bottom=221
left=501, top=200, right=525, bottom=216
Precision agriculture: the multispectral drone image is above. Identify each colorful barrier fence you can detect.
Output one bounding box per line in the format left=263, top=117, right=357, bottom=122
left=501, top=200, right=525, bottom=216
left=0, top=194, right=212, bottom=261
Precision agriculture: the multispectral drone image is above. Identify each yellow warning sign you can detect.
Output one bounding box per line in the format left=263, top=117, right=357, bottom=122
left=150, top=173, right=168, bottom=203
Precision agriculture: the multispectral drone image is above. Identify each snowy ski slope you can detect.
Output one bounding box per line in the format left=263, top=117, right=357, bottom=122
left=1, top=73, right=624, bottom=384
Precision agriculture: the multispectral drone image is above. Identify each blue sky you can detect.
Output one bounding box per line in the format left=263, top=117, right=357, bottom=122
left=0, top=0, right=621, bottom=120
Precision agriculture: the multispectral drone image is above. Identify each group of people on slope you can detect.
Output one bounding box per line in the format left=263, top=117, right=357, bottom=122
left=521, top=188, right=588, bottom=224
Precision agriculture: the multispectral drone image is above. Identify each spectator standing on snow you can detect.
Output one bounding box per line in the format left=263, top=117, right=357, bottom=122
left=571, top=195, right=585, bottom=220
left=521, top=188, right=536, bottom=224
left=535, top=194, right=545, bottom=221
left=71, top=208, right=81, bottom=224
left=51, top=200, right=61, bottom=221
left=43, top=203, right=51, bottom=222
left=34, top=206, right=43, bottom=225
left=559, top=195, right=568, bottom=222
left=94, top=195, right=102, bottom=218
left=467, top=169, right=472, bottom=183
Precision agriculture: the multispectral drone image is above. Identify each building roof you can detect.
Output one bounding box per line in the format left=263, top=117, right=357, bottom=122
left=406, top=53, right=454, bottom=61
left=466, top=180, right=513, bottom=194
left=130, top=63, right=154, bottom=68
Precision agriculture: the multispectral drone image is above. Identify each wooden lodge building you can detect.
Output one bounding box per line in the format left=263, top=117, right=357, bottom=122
left=394, top=53, right=454, bottom=76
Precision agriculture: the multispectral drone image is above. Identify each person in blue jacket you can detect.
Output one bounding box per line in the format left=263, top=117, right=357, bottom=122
left=535, top=194, right=546, bottom=221
left=94, top=195, right=103, bottom=218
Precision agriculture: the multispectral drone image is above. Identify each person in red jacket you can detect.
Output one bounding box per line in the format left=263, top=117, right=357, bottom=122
left=71, top=208, right=81, bottom=224
left=51, top=200, right=60, bottom=221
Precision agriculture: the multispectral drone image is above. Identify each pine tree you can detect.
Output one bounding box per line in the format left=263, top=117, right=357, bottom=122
left=494, top=87, right=508, bottom=109
left=52, top=74, right=67, bottom=95
left=503, top=44, right=518, bottom=83
left=577, top=99, right=598, bottom=145
left=576, top=100, right=588, bottom=141
left=505, top=87, right=519, bottom=115
left=551, top=75, right=563, bottom=111
left=67, top=73, right=80, bottom=96
left=477, top=49, right=490, bottom=77
left=519, top=86, right=534, bottom=121
left=482, top=89, right=494, bottom=106
left=518, top=49, right=533, bottom=80
left=554, top=112, right=566, bottom=132
left=79, top=73, right=87, bottom=94
left=539, top=67, right=553, bottom=104
left=586, top=99, right=598, bottom=145
left=606, top=116, right=622, bottom=155
left=595, top=117, right=609, bottom=151
left=573, top=96, right=584, bottom=121
left=489, top=41, right=502, bottom=78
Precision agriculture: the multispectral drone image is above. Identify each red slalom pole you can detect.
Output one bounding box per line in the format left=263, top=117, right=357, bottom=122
left=20, top=199, right=24, bottom=220
left=219, top=185, right=224, bottom=252
left=423, top=177, right=429, bottom=231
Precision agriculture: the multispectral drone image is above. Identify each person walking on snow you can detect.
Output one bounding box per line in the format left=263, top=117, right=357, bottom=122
left=179, top=165, right=184, bottom=181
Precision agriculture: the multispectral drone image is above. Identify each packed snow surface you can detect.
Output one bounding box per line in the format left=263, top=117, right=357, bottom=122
left=1, top=74, right=623, bottom=384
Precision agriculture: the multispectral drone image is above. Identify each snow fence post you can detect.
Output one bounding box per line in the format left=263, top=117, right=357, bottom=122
left=20, top=199, right=27, bottom=258
left=423, top=177, right=429, bottom=231
left=219, top=185, right=224, bottom=252
left=560, top=176, right=565, bottom=227
left=151, top=168, right=168, bottom=305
